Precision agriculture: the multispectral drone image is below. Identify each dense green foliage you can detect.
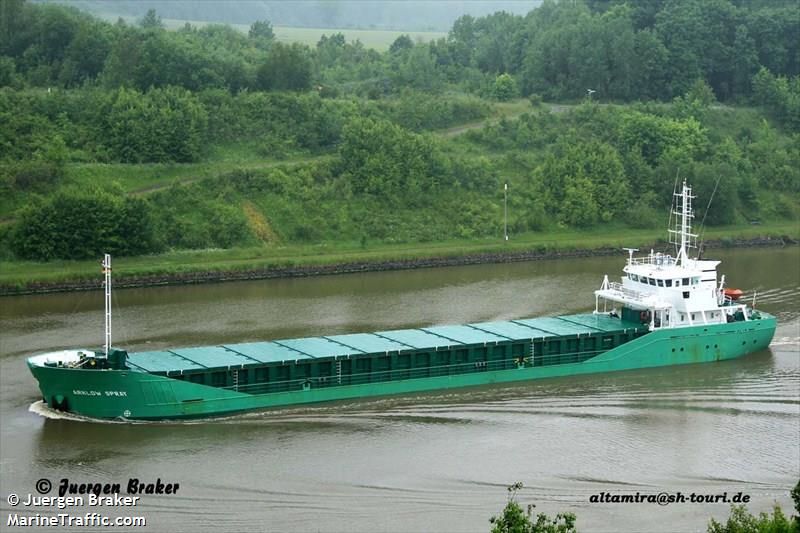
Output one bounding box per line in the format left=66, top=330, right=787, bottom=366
left=708, top=480, right=800, bottom=533
left=752, top=67, right=800, bottom=131
left=1, top=0, right=798, bottom=262
left=708, top=505, right=797, bottom=533
left=489, top=483, right=577, bottom=533
left=2, top=0, right=798, bottom=103
left=3, top=96, right=798, bottom=261
left=103, top=86, right=207, bottom=163
left=464, top=100, right=799, bottom=230
left=0, top=87, right=488, bottom=167
left=11, top=187, right=156, bottom=260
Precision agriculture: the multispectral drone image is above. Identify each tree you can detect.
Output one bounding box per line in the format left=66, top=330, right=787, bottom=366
left=0, top=0, right=25, bottom=55
left=60, top=21, right=111, bottom=86
left=395, top=45, right=443, bottom=92
left=102, top=86, right=208, bottom=163
left=0, top=56, right=17, bottom=87
left=707, top=505, right=794, bottom=533
left=708, top=481, right=800, bottom=533
left=559, top=176, right=600, bottom=228
left=257, top=42, right=312, bottom=91
left=492, top=73, right=517, bottom=101
left=389, top=34, right=413, bottom=54
left=139, top=9, right=162, bottom=29
left=655, top=0, right=738, bottom=98
left=632, top=28, right=668, bottom=100
left=338, top=117, right=450, bottom=199
left=11, top=187, right=158, bottom=261
left=490, top=482, right=577, bottom=533
left=316, top=33, right=346, bottom=68
left=751, top=67, right=800, bottom=131
left=248, top=19, right=274, bottom=48
left=685, top=78, right=717, bottom=107
left=731, top=25, right=759, bottom=98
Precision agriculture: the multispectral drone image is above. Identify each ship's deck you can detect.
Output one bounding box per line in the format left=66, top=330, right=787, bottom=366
left=125, top=313, right=645, bottom=374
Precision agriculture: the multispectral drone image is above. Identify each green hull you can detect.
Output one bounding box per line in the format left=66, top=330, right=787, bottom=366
left=28, top=314, right=776, bottom=420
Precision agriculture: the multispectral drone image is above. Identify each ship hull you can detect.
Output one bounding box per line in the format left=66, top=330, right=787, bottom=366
left=27, top=315, right=776, bottom=421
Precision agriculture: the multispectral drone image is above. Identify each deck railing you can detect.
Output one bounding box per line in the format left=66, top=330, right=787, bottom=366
left=220, top=348, right=608, bottom=397
left=603, top=282, right=653, bottom=305
left=628, top=254, right=677, bottom=268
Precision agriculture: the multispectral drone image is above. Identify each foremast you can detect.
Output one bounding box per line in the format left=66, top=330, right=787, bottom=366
left=102, top=253, right=111, bottom=358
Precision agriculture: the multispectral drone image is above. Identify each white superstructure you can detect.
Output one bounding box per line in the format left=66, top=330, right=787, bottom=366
left=594, top=181, right=749, bottom=330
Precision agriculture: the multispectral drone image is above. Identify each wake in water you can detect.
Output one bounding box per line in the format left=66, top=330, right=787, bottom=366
left=28, top=399, right=288, bottom=425
left=29, top=400, right=98, bottom=422
left=29, top=400, right=179, bottom=425
left=771, top=336, right=800, bottom=347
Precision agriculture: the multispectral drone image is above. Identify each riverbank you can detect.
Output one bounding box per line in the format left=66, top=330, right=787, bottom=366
left=1, top=222, right=796, bottom=295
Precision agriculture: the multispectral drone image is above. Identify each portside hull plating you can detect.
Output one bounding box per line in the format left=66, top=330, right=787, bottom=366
left=28, top=317, right=776, bottom=420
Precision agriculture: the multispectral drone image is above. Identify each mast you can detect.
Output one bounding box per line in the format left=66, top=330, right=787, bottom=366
left=102, top=254, right=111, bottom=357
left=668, top=180, right=697, bottom=265
left=504, top=182, right=508, bottom=242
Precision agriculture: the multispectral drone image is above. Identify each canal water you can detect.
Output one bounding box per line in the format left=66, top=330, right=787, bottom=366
left=1, top=247, right=798, bottom=532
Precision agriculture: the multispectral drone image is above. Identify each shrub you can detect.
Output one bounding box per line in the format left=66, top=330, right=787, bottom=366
left=11, top=187, right=158, bottom=260
left=490, top=483, right=576, bottom=533
left=101, top=86, right=208, bottom=163
left=492, top=73, right=517, bottom=102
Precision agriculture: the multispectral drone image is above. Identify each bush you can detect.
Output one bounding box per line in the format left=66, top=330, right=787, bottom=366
left=708, top=504, right=795, bottom=533
left=337, top=117, right=451, bottom=199
left=11, top=187, right=158, bottom=261
left=490, top=483, right=576, bottom=533
left=492, top=73, right=517, bottom=101
left=101, top=86, right=208, bottom=163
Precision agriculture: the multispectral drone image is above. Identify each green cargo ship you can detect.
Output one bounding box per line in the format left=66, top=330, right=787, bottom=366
left=27, top=182, right=776, bottom=421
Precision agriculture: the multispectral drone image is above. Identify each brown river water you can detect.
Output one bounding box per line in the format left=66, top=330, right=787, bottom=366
left=1, top=247, right=798, bottom=532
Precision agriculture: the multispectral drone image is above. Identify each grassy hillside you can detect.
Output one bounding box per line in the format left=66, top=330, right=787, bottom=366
left=1, top=97, right=798, bottom=290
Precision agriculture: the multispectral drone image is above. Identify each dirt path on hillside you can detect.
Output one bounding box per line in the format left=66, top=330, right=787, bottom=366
left=128, top=155, right=334, bottom=196
left=438, top=102, right=575, bottom=138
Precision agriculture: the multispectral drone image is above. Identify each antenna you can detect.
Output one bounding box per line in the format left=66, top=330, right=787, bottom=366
left=668, top=169, right=680, bottom=256
left=696, top=174, right=722, bottom=250
left=102, top=254, right=111, bottom=358
left=623, top=248, right=638, bottom=265
left=504, top=182, right=508, bottom=242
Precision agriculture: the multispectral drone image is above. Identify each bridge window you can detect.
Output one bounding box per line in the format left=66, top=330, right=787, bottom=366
left=693, top=277, right=700, bottom=285
left=682, top=278, right=690, bottom=285
left=631, top=274, right=638, bottom=282
left=665, top=280, right=672, bottom=287
left=657, top=279, right=664, bottom=287
left=649, top=278, right=656, bottom=286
